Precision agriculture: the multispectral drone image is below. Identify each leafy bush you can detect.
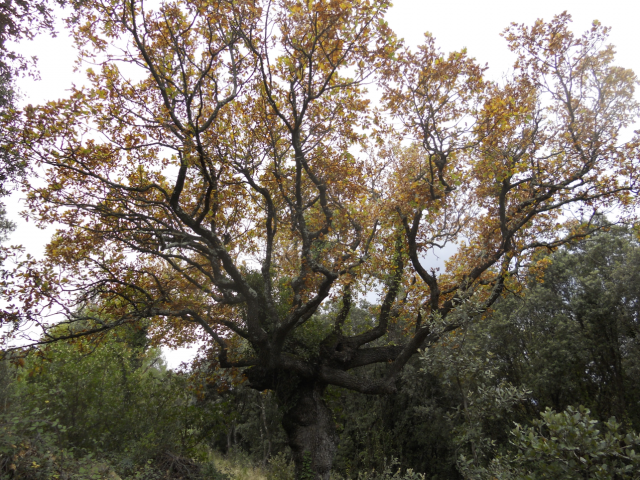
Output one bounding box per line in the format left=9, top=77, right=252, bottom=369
left=479, top=406, right=640, bottom=480
left=0, top=328, right=225, bottom=479
left=0, top=404, right=119, bottom=479
left=266, top=452, right=294, bottom=480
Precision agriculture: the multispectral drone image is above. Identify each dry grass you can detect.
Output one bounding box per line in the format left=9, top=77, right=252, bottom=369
left=207, top=450, right=269, bottom=480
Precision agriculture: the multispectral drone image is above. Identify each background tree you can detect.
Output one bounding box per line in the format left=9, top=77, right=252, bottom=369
left=422, top=226, right=640, bottom=477
left=482, top=226, right=640, bottom=426
left=3, top=2, right=640, bottom=478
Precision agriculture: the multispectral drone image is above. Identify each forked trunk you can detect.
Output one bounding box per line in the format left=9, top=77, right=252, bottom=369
left=280, top=381, right=337, bottom=480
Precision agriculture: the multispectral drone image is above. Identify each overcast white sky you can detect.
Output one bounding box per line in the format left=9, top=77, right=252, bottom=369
left=5, top=0, right=640, bottom=367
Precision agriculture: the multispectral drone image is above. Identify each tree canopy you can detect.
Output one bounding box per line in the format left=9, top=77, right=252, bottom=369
left=2, top=1, right=640, bottom=478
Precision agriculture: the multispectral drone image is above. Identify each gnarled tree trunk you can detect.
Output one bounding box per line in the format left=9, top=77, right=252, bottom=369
left=280, top=381, right=337, bottom=480
left=246, top=366, right=339, bottom=480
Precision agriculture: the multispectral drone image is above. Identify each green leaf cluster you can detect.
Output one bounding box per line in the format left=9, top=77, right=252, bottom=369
left=487, top=406, right=640, bottom=479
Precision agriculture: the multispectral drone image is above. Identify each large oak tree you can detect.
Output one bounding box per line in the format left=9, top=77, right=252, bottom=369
left=3, top=1, right=639, bottom=477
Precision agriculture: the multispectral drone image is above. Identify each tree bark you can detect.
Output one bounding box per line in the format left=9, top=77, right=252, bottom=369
left=280, top=380, right=337, bottom=480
